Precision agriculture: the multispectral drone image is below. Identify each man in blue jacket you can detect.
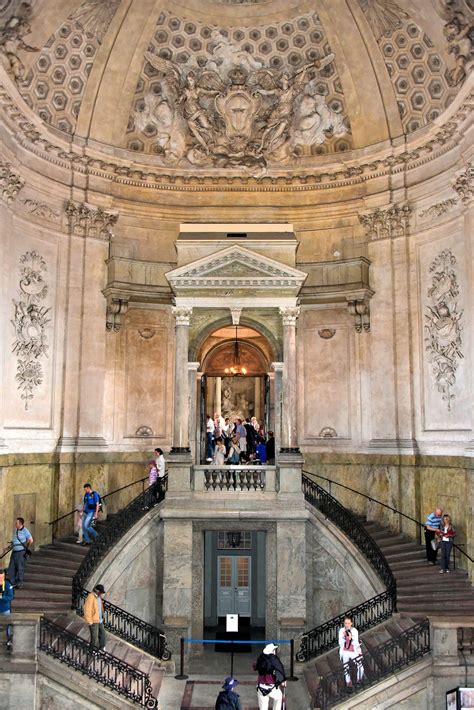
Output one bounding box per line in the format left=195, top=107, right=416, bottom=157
left=215, top=677, right=242, bottom=710
left=0, top=568, right=14, bottom=650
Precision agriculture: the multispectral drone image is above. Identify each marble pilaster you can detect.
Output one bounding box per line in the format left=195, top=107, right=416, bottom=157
left=171, top=306, right=192, bottom=453
left=279, top=307, right=300, bottom=453
left=188, top=362, right=200, bottom=462
left=271, top=362, right=283, bottom=457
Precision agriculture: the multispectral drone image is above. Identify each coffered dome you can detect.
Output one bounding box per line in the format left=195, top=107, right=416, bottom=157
left=1, top=0, right=472, bottom=177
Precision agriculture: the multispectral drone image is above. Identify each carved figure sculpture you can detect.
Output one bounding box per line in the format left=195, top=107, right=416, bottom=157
left=206, top=29, right=263, bottom=74
left=443, top=15, right=474, bottom=86
left=0, top=16, right=38, bottom=83
left=293, top=90, right=349, bottom=147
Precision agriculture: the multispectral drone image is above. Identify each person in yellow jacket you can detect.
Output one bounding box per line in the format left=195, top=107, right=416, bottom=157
left=83, top=584, right=106, bottom=650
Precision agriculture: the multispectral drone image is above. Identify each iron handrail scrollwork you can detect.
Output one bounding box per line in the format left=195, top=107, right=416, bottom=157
left=76, top=587, right=171, bottom=661
left=302, top=475, right=396, bottom=590
left=298, top=474, right=396, bottom=663
left=315, top=619, right=430, bottom=709
left=296, top=588, right=396, bottom=663
left=39, top=617, right=158, bottom=708
left=72, top=478, right=167, bottom=611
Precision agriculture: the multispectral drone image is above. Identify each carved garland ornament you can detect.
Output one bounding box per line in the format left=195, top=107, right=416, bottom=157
left=424, top=249, right=463, bottom=411
left=11, top=250, right=51, bottom=410
left=452, top=162, right=474, bottom=203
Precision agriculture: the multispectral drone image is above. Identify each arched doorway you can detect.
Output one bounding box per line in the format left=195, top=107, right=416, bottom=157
left=197, top=325, right=274, bottom=463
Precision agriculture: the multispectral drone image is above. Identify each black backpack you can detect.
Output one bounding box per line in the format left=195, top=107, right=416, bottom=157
left=215, top=690, right=239, bottom=710
left=256, top=653, right=273, bottom=675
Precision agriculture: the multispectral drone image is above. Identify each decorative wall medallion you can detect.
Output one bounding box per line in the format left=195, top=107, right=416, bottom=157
left=318, top=328, right=336, bottom=339
left=452, top=162, right=474, bottom=203
left=0, top=159, right=24, bottom=202
left=138, top=327, right=155, bottom=340
left=318, top=427, right=337, bottom=438
left=419, top=198, right=458, bottom=221
left=11, top=250, right=51, bottom=409
left=424, top=249, right=463, bottom=411
left=135, top=425, right=154, bottom=437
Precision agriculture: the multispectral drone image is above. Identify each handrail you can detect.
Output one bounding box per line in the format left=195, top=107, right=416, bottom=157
left=48, top=475, right=150, bottom=528
left=302, top=474, right=396, bottom=590
left=299, top=474, right=396, bottom=663
left=72, top=477, right=167, bottom=610
left=39, top=617, right=158, bottom=708
left=303, top=469, right=474, bottom=565
left=315, top=619, right=430, bottom=709
left=76, top=587, right=171, bottom=661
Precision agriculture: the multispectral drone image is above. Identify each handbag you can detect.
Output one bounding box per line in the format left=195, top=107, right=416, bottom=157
left=431, top=539, right=440, bottom=551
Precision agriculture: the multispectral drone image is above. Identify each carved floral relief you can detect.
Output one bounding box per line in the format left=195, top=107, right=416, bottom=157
left=11, top=250, right=51, bottom=410
left=424, top=249, right=463, bottom=411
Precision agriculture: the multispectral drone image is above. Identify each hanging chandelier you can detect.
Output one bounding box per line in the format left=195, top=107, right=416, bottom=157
left=224, top=325, right=247, bottom=376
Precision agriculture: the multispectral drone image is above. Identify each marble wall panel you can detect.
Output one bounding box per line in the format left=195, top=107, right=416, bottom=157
left=416, top=229, right=470, bottom=431
left=3, top=231, right=59, bottom=429
left=300, top=309, right=352, bottom=441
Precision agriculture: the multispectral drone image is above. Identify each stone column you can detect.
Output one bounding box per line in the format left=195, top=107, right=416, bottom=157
left=254, top=377, right=262, bottom=421
left=214, top=376, right=221, bottom=414
left=188, top=362, right=200, bottom=462
left=279, top=307, right=300, bottom=453
left=171, top=306, right=192, bottom=453
left=271, top=363, right=283, bottom=452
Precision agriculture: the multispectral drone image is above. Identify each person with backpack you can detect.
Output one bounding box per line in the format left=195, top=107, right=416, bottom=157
left=82, top=482, right=100, bottom=546
left=215, top=676, right=242, bottom=710
left=254, top=643, right=286, bottom=710
left=0, top=568, right=14, bottom=650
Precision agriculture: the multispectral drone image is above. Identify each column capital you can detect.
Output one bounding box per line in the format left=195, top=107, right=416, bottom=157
left=187, top=361, right=200, bottom=371
left=279, top=306, right=300, bottom=326
left=271, top=361, right=284, bottom=372
left=172, top=306, right=193, bottom=326
left=358, top=202, right=411, bottom=241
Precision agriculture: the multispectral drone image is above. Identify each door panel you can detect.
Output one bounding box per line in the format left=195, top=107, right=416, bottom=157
left=217, top=556, right=251, bottom=617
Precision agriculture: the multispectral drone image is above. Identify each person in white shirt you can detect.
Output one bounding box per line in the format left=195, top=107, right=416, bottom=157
left=338, top=616, right=364, bottom=688
left=154, top=448, right=166, bottom=478
left=206, top=414, right=215, bottom=462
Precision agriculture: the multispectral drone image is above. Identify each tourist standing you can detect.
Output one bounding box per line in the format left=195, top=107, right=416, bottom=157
left=438, top=514, right=455, bottom=573
left=83, top=584, right=107, bottom=651
left=424, top=507, right=442, bottom=565
left=206, top=414, right=215, bottom=462
left=5, top=518, right=33, bottom=589
left=154, top=448, right=166, bottom=479
left=215, top=676, right=242, bottom=710
left=82, top=483, right=100, bottom=546
left=75, top=500, right=84, bottom=544
left=254, top=643, right=286, bottom=710
left=0, top=568, right=14, bottom=649
left=226, top=436, right=241, bottom=465
left=338, top=616, right=364, bottom=689
left=266, top=432, right=275, bottom=465
left=213, top=437, right=226, bottom=466
left=235, top=419, right=247, bottom=461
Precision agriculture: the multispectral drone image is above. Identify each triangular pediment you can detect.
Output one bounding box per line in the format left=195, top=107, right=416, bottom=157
left=166, top=245, right=307, bottom=294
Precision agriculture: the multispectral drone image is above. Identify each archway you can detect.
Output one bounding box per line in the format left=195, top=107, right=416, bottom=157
left=196, top=325, right=274, bottom=464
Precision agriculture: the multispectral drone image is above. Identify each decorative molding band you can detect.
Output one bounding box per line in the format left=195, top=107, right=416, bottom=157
left=0, top=84, right=472, bottom=193
left=0, top=159, right=24, bottom=203
left=419, top=198, right=458, bottom=221
left=66, top=200, right=118, bottom=240
left=452, top=162, right=474, bottom=204
left=358, top=203, right=412, bottom=241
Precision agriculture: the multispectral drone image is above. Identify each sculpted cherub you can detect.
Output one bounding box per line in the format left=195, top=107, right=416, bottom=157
left=0, top=16, right=38, bottom=83
left=443, top=15, right=473, bottom=86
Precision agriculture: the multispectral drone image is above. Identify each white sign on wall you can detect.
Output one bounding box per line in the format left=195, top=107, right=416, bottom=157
left=226, top=614, right=239, bottom=633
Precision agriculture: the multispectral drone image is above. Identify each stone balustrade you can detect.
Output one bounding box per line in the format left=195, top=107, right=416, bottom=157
left=192, top=465, right=277, bottom=492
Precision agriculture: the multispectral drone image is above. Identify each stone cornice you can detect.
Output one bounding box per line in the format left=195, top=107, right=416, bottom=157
left=0, top=80, right=472, bottom=194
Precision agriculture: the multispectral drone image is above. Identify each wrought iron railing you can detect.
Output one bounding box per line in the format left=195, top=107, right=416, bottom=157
left=315, top=619, right=430, bottom=709
left=199, top=465, right=269, bottom=491
left=298, top=474, right=396, bottom=663
left=72, top=479, right=166, bottom=610
left=39, top=618, right=158, bottom=708
left=296, top=588, right=396, bottom=663
left=302, top=475, right=396, bottom=590
left=76, top=588, right=171, bottom=661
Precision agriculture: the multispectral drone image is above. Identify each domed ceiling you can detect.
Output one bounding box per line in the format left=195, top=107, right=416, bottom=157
left=0, top=0, right=472, bottom=176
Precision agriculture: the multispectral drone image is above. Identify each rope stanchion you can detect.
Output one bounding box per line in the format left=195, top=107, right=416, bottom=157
left=174, top=637, right=189, bottom=680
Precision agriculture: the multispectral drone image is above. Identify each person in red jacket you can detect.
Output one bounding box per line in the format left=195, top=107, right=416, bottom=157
left=437, top=514, right=456, bottom=573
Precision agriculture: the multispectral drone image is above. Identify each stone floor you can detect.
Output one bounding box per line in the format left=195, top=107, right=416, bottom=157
left=158, top=648, right=312, bottom=709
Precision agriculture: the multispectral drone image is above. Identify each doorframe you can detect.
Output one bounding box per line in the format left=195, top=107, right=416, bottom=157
left=217, top=554, right=252, bottom=618
left=192, top=520, right=277, bottom=641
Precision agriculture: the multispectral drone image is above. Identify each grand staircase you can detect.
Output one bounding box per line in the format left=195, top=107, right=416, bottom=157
left=359, top=515, right=474, bottom=618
